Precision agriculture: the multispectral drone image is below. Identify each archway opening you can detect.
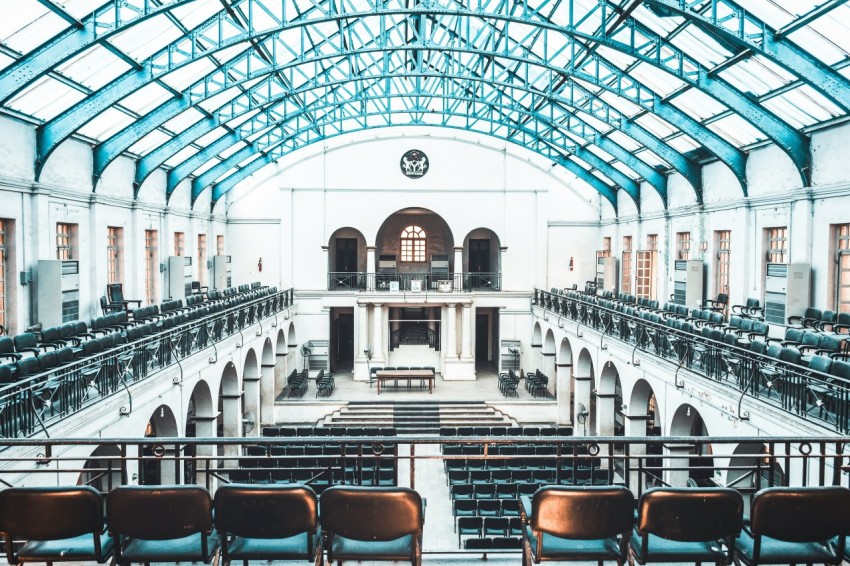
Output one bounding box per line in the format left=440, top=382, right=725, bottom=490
left=669, top=404, right=714, bottom=488
left=463, top=228, right=502, bottom=290
left=78, top=445, right=124, bottom=491
left=141, top=404, right=179, bottom=485
left=328, top=227, right=367, bottom=289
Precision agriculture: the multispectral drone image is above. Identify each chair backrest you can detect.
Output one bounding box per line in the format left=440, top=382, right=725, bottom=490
left=808, top=355, right=832, bottom=375
left=107, top=283, right=125, bottom=303
left=636, top=488, right=743, bottom=542
left=750, top=486, right=850, bottom=542
left=214, top=484, right=318, bottom=539
left=532, top=486, right=634, bottom=540
left=320, top=486, right=423, bottom=541
left=107, top=485, right=213, bottom=541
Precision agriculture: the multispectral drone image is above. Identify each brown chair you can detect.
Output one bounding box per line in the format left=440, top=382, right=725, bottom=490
left=630, top=488, right=743, bottom=565
left=320, top=486, right=424, bottom=566
left=0, top=486, right=114, bottom=564
left=734, top=486, right=850, bottom=565
left=520, top=486, right=634, bottom=566
left=107, top=485, right=218, bottom=565
left=214, top=483, right=323, bottom=566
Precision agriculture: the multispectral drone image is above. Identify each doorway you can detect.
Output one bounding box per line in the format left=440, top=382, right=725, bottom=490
left=336, top=238, right=358, bottom=272
left=475, top=308, right=498, bottom=370
left=331, top=308, right=354, bottom=371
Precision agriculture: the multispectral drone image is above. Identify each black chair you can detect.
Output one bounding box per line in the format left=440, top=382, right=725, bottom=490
left=214, top=484, right=323, bottom=566
left=734, top=486, right=850, bottom=566
left=107, top=283, right=142, bottom=313
left=0, top=486, right=114, bottom=564
left=520, top=486, right=634, bottom=566
left=320, top=486, right=424, bottom=566
left=630, top=488, right=743, bottom=565
left=106, top=485, right=219, bottom=565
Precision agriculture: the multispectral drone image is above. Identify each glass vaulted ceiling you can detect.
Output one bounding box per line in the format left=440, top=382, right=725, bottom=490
left=1, top=0, right=848, bottom=209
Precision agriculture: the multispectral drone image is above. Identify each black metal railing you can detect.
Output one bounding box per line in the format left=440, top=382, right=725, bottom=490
left=327, top=272, right=501, bottom=292
left=390, top=325, right=440, bottom=351
left=533, top=288, right=850, bottom=433
left=0, top=435, right=845, bottom=554
left=0, top=288, right=294, bottom=439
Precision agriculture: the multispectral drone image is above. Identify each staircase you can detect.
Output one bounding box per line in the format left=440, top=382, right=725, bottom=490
left=320, top=401, right=516, bottom=434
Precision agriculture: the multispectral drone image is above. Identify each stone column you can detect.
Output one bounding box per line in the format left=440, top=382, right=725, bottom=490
left=221, top=392, right=242, bottom=461
left=555, top=362, right=572, bottom=425
left=624, top=413, right=651, bottom=491
left=664, top=443, right=694, bottom=487
left=445, top=303, right=457, bottom=359
left=354, top=302, right=370, bottom=380
left=366, top=246, right=376, bottom=290
left=573, top=373, right=593, bottom=436
left=260, top=362, right=276, bottom=426
left=371, top=303, right=385, bottom=364
left=461, top=303, right=473, bottom=359
left=243, top=371, right=261, bottom=436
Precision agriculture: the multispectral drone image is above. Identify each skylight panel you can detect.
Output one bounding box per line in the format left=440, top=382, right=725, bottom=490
left=159, top=59, right=219, bottom=92
left=762, top=86, right=840, bottom=128
left=705, top=114, right=762, bottom=147
left=108, top=16, right=185, bottom=61
left=667, top=25, right=735, bottom=69
left=1, top=0, right=67, bottom=54
left=195, top=127, right=231, bottom=147
left=782, top=26, right=848, bottom=66
left=666, top=135, right=700, bottom=155
left=161, top=108, right=206, bottom=133
left=6, top=76, right=86, bottom=121
left=219, top=141, right=248, bottom=160
left=635, top=148, right=666, bottom=170
left=197, top=86, right=245, bottom=112
left=611, top=160, right=639, bottom=180
left=669, top=88, right=726, bottom=122
left=165, top=145, right=200, bottom=168
left=626, top=62, right=685, bottom=99
left=55, top=44, right=133, bottom=91
left=119, top=83, right=174, bottom=115
left=0, top=52, right=16, bottom=73
left=128, top=130, right=172, bottom=156
left=168, top=0, right=225, bottom=29
left=76, top=107, right=135, bottom=140
left=608, top=130, right=640, bottom=153
left=595, top=89, right=641, bottom=118
left=634, top=113, right=676, bottom=139
left=192, top=156, right=221, bottom=177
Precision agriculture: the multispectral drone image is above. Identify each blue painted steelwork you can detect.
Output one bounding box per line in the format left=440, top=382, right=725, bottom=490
left=40, top=4, right=772, bottom=189
left=643, top=0, right=850, bottom=114
left=0, top=0, right=196, bottom=104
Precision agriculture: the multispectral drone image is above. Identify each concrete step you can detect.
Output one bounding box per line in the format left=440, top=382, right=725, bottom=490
left=319, top=401, right=517, bottom=434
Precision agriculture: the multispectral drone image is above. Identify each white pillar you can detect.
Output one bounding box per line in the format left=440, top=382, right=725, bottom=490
left=573, top=374, right=593, bottom=436
left=461, top=303, right=473, bottom=359
left=445, top=303, right=457, bottom=359
left=372, top=303, right=385, bottom=363
left=453, top=246, right=464, bottom=289
left=366, top=246, right=376, bottom=290
left=260, top=362, right=276, bottom=426
left=243, top=374, right=261, bottom=436
left=555, top=362, right=572, bottom=425
left=624, top=413, right=650, bottom=492
left=664, top=444, right=693, bottom=487
left=357, top=303, right=369, bottom=360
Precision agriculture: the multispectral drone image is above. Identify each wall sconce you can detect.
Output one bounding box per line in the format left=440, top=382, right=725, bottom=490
left=568, top=257, right=574, bottom=271
left=700, top=241, right=708, bottom=252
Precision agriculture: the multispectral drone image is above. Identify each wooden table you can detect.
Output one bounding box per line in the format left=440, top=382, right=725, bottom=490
left=375, top=369, right=436, bottom=394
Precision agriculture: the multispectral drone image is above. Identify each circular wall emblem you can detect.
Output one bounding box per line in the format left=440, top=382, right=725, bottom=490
left=400, top=149, right=429, bottom=179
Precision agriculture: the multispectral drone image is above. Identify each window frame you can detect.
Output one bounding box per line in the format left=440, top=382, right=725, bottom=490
left=106, top=226, right=123, bottom=285
left=676, top=232, right=691, bottom=261
left=144, top=229, right=158, bottom=306
left=766, top=226, right=788, bottom=264
left=621, top=236, right=633, bottom=294
left=174, top=231, right=185, bottom=257
left=56, top=222, right=76, bottom=260
left=715, top=230, right=732, bottom=298
left=400, top=225, right=427, bottom=263
left=197, top=234, right=207, bottom=286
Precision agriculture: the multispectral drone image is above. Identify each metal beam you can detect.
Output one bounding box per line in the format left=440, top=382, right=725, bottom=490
left=0, top=0, right=196, bottom=104
left=776, top=0, right=849, bottom=39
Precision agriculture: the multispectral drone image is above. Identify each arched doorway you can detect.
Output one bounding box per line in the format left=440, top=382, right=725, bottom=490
left=531, top=322, right=543, bottom=370
left=186, top=380, right=215, bottom=485
left=261, top=337, right=276, bottom=426
left=667, top=404, right=714, bottom=488
left=218, top=362, right=242, bottom=462
left=556, top=337, right=573, bottom=425
left=574, top=349, right=594, bottom=436
left=78, top=445, right=124, bottom=491
left=242, top=348, right=260, bottom=437
left=626, top=379, right=661, bottom=490
left=596, top=361, right=622, bottom=437
left=141, top=404, right=179, bottom=485
left=463, top=228, right=501, bottom=290
left=328, top=227, right=367, bottom=289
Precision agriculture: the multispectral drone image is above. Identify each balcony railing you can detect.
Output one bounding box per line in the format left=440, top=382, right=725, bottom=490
left=533, top=288, right=850, bottom=434
left=327, top=272, right=501, bottom=292
left=0, top=435, right=844, bottom=555
left=0, top=288, right=294, bottom=439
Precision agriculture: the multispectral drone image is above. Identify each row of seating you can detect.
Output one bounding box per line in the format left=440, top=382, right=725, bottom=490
left=497, top=368, right=519, bottom=396
left=0, top=484, right=424, bottom=566
left=261, top=425, right=399, bottom=436
left=439, top=425, right=572, bottom=436
left=316, top=369, right=335, bottom=397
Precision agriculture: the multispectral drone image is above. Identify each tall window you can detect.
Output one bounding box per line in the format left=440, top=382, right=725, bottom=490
left=106, top=227, right=123, bottom=285
left=0, top=220, right=7, bottom=330
left=621, top=236, right=632, bottom=294
left=715, top=230, right=732, bottom=297
left=602, top=237, right=612, bottom=256
left=836, top=224, right=850, bottom=313
left=647, top=234, right=658, bottom=251
left=767, top=227, right=788, bottom=263
left=676, top=232, right=691, bottom=260
left=216, top=235, right=224, bottom=256
left=56, top=222, right=76, bottom=260
left=174, top=232, right=184, bottom=256
left=400, top=225, right=426, bottom=262
left=197, top=234, right=207, bottom=286
left=144, top=230, right=158, bottom=305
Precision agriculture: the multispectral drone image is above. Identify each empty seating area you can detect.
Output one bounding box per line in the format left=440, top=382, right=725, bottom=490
left=0, top=285, right=292, bottom=438
left=238, top=425, right=398, bottom=490
left=536, top=288, right=850, bottom=431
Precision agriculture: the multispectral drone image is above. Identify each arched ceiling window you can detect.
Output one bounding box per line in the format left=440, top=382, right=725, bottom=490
left=401, top=226, right=426, bottom=263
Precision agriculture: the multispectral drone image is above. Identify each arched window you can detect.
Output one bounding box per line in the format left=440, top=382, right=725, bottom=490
left=400, top=225, right=426, bottom=262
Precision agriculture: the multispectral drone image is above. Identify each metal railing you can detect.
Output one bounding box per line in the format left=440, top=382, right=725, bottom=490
left=533, top=288, right=850, bottom=433
left=0, top=288, right=294, bottom=439
left=390, top=325, right=440, bottom=351
left=0, top=435, right=845, bottom=554
left=327, top=272, right=501, bottom=291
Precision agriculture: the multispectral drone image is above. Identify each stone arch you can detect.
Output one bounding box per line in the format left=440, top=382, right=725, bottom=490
left=242, top=348, right=260, bottom=437
left=628, top=379, right=660, bottom=435
left=374, top=207, right=456, bottom=274
left=596, top=360, right=622, bottom=437
left=186, top=379, right=215, bottom=484
left=328, top=227, right=368, bottom=287
left=531, top=322, right=543, bottom=370
left=274, top=328, right=289, bottom=410
left=574, top=348, right=594, bottom=436
left=668, top=403, right=714, bottom=488
left=218, top=361, right=242, bottom=462
left=462, top=227, right=502, bottom=289
left=541, top=328, right=556, bottom=378
left=78, top=445, right=124, bottom=491
left=556, top=337, right=574, bottom=425
left=260, top=337, right=276, bottom=428
left=727, top=443, right=785, bottom=496
left=141, top=404, right=179, bottom=485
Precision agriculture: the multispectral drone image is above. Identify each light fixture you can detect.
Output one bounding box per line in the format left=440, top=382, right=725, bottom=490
left=568, top=257, right=574, bottom=271
left=686, top=406, right=691, bottom=417
left=701, top=241, right=708, bottom=252
left=159, top=406, right=164, bottom=418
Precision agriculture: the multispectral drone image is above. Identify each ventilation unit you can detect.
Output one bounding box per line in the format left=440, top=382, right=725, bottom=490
left=764, top=262, right=811, bottom=324
left=167, top=256, right=192, bottom=299
left=430, top=254, right=449, bottom=289
left=35, top=260, right=79, bottom=327
left=672, top=260, right=704, bottom=309
left=596, top=256, right=618, bottom=293
left=212, top=255, right=231, bottom=290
